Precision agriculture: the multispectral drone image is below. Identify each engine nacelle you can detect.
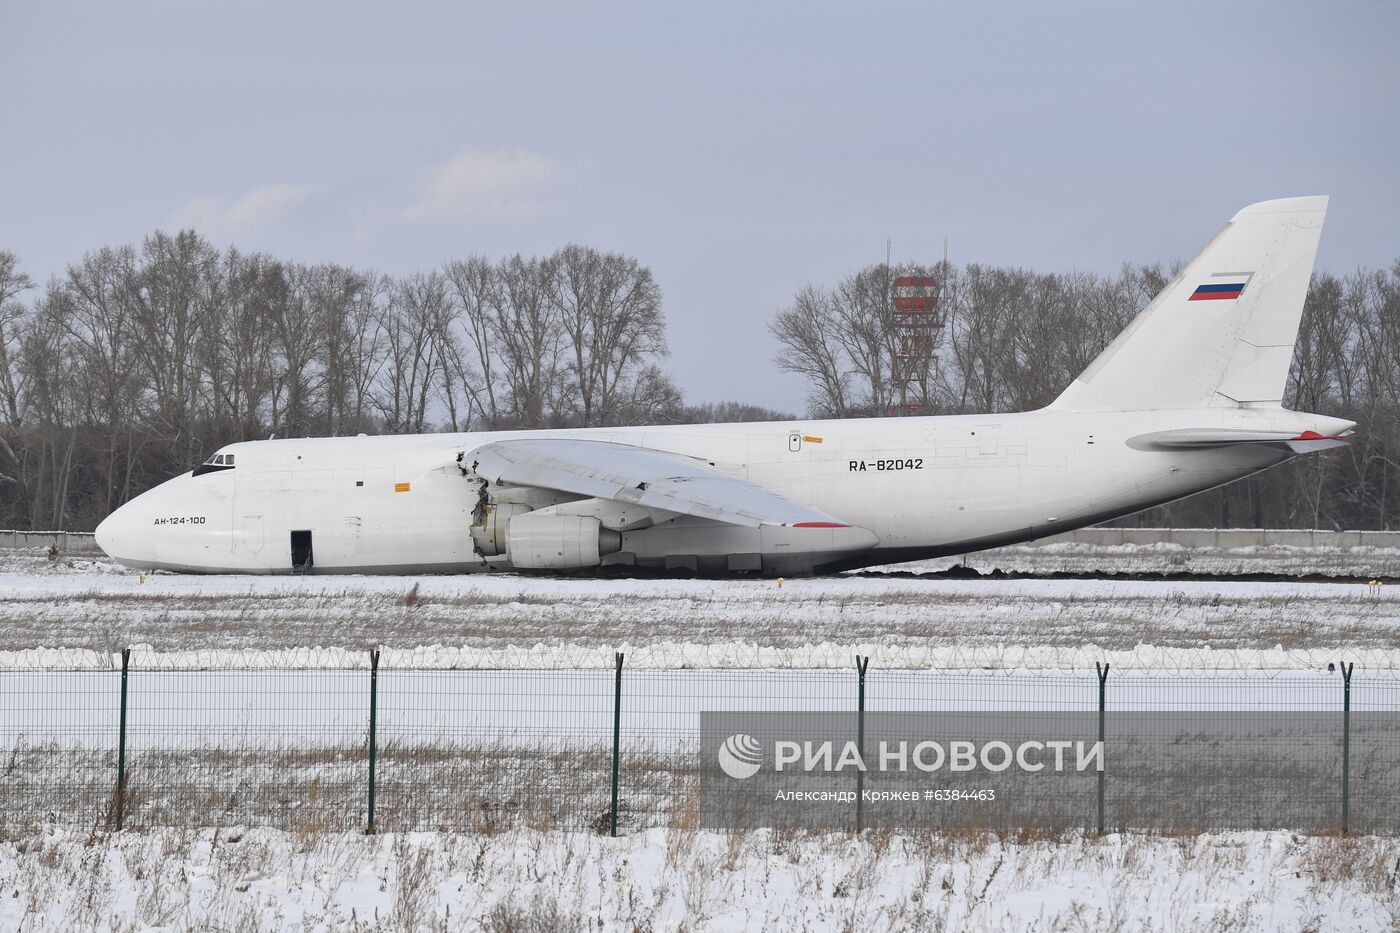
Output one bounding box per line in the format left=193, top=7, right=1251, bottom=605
left=506, top=513, right=622, bottom=569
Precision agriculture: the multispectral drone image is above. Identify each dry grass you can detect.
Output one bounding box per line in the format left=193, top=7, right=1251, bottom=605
left=4, top=823, right=1395, bottom=929
left=0, top=575, right=1396, bottom=653
left=3, top=734, right=1393, bottom=843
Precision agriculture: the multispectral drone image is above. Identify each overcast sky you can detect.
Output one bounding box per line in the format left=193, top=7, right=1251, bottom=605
left=2, top=1, right=1396, bottom=414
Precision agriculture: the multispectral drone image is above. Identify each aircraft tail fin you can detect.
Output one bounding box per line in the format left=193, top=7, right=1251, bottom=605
left=1049, top=196, right=1328, bottom=412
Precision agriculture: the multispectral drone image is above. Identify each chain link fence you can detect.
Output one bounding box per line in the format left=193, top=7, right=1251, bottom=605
left=2, top=649, right=1398, bottom=836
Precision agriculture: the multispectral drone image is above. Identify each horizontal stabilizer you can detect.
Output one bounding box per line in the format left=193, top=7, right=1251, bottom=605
left=1128, top=428, right=1351, bottom=453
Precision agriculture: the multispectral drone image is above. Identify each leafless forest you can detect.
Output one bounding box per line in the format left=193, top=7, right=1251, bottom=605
left=0, top=234, right=1394, bottom=532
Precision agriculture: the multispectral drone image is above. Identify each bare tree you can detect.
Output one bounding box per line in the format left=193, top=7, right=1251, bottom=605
left=0, top=251, right=34, bottom=430
left=207, top=250, right=279, bottom=439
left=552, top=245, right=668, bottom=426
left=0, top=252, right=36, bottom=488
left=130, top=231, right=220, bottom=467
left=50, top=246, right=146, bottom=512
left=613, top=363, right=683, bottom=425
left=441, top=257, right=501, bottom=430
left=310, top=264, right=376, bottom=436
left=375, top=272, right=447, bottom=433
left=17, top=290, right=81, bottom=527
left=770, top=285, right=852, bottom=418
left=491, top=255, right=561, bottom=428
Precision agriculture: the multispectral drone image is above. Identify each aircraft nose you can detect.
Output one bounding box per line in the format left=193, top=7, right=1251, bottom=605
left=94, top=500, right=149, bottom=566
left=93, top=512, right=112, bottom=555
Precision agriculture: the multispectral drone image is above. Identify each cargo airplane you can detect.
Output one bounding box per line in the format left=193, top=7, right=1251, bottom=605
left=95, top=197, right=1353, bottom=575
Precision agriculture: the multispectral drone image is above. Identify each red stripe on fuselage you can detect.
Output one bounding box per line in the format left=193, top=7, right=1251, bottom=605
left=1187, top=291, right=1242, bottom=301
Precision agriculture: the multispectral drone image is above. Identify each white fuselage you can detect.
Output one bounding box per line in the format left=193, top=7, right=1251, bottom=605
left=93, top=406, right=1353, bottom=575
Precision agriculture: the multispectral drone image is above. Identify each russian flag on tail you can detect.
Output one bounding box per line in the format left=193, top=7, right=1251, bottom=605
left=1189, top=273, right=1253, bottom=301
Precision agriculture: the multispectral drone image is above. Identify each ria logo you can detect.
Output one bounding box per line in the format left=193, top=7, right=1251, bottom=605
left=717, top=733, right=763, bottom=779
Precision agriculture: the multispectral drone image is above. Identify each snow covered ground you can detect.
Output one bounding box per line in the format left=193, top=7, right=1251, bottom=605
left=2, top=827, right=1397, bottom=931
left=0, top=547, right=1396, bottom=654
left=3, top=546, right=1398, bottom=930
left=873, top=539, right=1400, bottom=579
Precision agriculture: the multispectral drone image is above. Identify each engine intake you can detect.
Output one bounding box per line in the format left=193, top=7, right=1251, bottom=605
left=470, top=502, right=529, bottom=557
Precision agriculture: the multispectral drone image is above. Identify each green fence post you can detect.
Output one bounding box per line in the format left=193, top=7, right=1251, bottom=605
left=1096, top=661, right=1109, bottom=835
left=610, top=651, right=625, bottom=837
left=367, top=649, right=380, bottom=834
left=1341, top=661, right=1353, bottom=835
left=855, top=655, right=869, bottom=833
left=115, top=647, right=130, bottom=831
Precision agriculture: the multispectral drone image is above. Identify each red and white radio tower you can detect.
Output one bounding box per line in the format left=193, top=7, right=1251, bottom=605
left=889, top=273, right=943, bottom=415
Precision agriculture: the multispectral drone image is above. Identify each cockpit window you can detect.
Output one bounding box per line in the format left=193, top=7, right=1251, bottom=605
left=194, top=452, right=237, bottom=476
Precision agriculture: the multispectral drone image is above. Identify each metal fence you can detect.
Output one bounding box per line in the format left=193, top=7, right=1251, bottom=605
left=2, top=651, right=1397, bottom=837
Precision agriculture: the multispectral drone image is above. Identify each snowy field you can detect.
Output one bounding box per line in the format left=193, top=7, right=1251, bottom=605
left=4, top=547, right=1399, bottom=930
left=876, top=538, right=1400, bottom=580
left=0, top=547, right=1396, bottom=655
left=3, top=827, right=1399, bottom=931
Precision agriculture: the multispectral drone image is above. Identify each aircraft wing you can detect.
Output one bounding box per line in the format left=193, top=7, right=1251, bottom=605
left=465, top=438, right=852, bottom=529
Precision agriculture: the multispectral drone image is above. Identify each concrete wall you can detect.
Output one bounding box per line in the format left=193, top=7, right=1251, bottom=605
left=0, top=530, right=101, bottom=552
